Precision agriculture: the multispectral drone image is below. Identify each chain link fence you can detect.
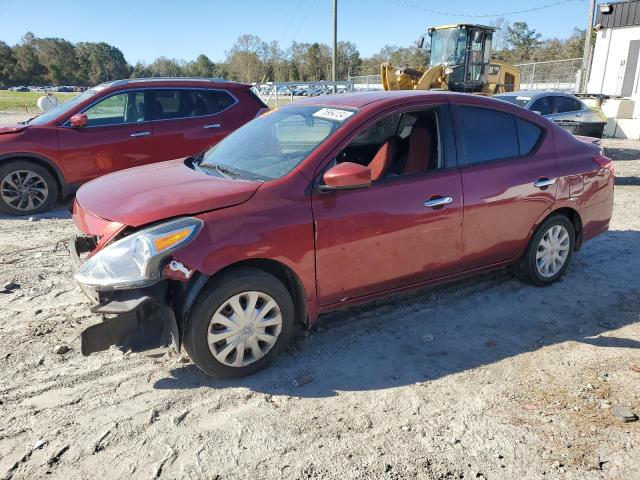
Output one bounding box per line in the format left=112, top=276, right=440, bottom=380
left=349, top=58, right=584, bottom=93
left=515, top=58, right=583, bottom=92
left=349, top=75, right=383, bottom=91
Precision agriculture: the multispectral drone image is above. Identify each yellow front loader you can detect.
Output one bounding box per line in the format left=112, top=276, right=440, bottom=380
left=381, top=24, right=521, bottom=95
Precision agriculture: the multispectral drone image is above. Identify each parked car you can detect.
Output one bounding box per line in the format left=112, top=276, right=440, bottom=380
left=494, top=91, right=607, bottom=138
left=0, top=78, right=268, bottom=215
left=70, top=91, right=614, bottom=378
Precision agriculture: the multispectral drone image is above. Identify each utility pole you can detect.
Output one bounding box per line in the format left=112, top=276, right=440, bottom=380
left=332, top=0, right=337, bottom=93
left=582, top=0, right=596, bottom=93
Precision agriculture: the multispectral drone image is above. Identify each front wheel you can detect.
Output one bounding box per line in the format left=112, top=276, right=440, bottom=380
left=0, top=160, right=59, bottom=215
left=184, top=268, right=295, bottom=378
left=515, top=215, right=575, bottom=286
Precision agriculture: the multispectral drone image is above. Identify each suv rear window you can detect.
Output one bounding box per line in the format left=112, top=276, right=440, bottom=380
left=150, top=89, right=236, bottom=120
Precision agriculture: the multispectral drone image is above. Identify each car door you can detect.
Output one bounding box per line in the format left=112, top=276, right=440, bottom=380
left=312, top=104, right=463, bottom=306
left=58, top=90, right=153, bottom=182
left=149, top=88, right=242, bottom=161
left=547, top=95, right=584, bottom=123
left=453, top=103, right=559, bottom=269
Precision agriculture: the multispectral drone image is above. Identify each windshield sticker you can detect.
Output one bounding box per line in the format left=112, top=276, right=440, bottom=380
left=516, top=96, right=532, bottom=101
left=312, top=107, right=354, bottom=122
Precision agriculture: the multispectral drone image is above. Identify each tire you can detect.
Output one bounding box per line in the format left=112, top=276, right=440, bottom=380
left=184, top=267, right=296, bottom=378
left=0, top=160, right=59, bottom=216
left=515, top=215, right=575, bottom=286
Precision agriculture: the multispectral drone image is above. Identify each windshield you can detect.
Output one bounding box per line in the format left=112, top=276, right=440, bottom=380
left=494, top=95, right=532, bottom=107
left=198, top=105, right=356, bottom=180
left=28, top=88, right=101, bottom=125
left=430, top=28, right=468, bottom=66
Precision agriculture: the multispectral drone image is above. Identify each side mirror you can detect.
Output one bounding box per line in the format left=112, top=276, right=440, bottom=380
left=69, top=113, right=88, bottom=128
left=320, top=162, right=371, bottom=191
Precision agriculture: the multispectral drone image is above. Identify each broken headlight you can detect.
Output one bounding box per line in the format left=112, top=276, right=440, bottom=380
left=74, top=217, right=203, bottom=291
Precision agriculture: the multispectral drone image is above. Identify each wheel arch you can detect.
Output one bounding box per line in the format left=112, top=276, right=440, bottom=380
left=179, top=258, right=309, bottom=348
left=215, top=258, right=309, bottom=326
left=533, top=206, right=584, bottom=251
left=0, top=152, right=69, bottom=197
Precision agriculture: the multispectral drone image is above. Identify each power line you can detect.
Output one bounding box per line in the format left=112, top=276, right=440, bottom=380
left=393, top=0, right=583, bottom=18
left=280, top=0, right=304, bottom=44
left=291, top=0, right=319, bottom=43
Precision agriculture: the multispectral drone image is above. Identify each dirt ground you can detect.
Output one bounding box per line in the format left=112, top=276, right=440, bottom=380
left=0, top=120, right=639, bottom=479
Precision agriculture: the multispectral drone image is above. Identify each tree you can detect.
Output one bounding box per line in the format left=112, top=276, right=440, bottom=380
left=336, top=41, right=362, bottom=79
left=34, top=37, right=79, bottom=85
left=226, top=34, right=267, bottom=82
left=0, top=41, right=16, bottom=87
left=146, top=57, right=185, bottom=77
left=76, top=42, right=130, bottom=84
left=504, top=22, right=542, bottom=63
left=185, top=54, right=217, bottom=77
left=12, top=33, right=46, bottom=85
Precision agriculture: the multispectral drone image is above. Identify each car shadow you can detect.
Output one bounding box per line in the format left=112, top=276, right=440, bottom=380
left=615, top=176, right=640, bottom=186
left=0, top=199, right=72, bottom=220
left=153, top=230, right=640, bottom=398
left=604, top=146, right=640, bottom=161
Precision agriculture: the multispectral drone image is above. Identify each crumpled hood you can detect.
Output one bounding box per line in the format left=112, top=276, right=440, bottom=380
left=0, top=124, right=28, bottom=135
left=76, top=159, right=262, bottom=227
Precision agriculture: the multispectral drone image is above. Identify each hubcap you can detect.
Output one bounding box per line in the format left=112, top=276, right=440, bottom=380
left=535, top=224, right=570, bottom=278
left=0, top=169, right=49, bottom=212
left=207, top=291, right=282, bottom=368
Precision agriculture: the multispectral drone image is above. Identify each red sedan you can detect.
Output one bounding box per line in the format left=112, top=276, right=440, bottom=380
left=0, top=78, right=266, bottom=215
left=70, top=91, right=615, bottom=378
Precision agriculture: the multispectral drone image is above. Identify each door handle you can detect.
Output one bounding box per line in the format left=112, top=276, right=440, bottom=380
left=130, top=131, right=151, bottom=137
left=424, top=196, right=453, bottom=208
left=203, top=123, right=221, bottom=129
left=534, top=178, right=556, bottom=189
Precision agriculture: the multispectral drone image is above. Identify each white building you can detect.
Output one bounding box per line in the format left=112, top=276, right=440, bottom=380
left=588, top=1, right=640, bottom=96
left=588, top=1, right=640, bottom=137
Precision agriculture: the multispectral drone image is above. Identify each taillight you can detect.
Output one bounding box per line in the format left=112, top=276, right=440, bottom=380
left=593, top=154, right=615, bottom=175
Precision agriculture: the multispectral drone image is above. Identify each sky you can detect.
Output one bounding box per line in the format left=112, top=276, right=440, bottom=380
left=0, top=0, right=590, bottom=64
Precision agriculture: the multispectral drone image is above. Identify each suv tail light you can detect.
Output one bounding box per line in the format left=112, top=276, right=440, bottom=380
left=593, top=154, right=614, bottom=175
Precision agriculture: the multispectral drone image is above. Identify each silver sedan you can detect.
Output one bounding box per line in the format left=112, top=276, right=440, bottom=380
left=494, top=91, right=607, bottom=138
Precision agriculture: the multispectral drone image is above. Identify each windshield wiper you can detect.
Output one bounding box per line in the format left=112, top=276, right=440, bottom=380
left=17, top=116, right=37, bottom=125
left=198, top=162, right=241, bottom=179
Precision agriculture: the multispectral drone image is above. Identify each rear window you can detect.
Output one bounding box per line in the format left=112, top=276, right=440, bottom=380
left=459, top=106, right=543, bottom=164
left=459, top=106, right=519, bottom=164
left=494, top=95, right=531, bottom=107
left=530, top=97, right=553, bottom=115
left=555, top=96, right=583, bottom=113
left=248, top=88, right=269, bottom=109
left=515, top=117, right=543, bottom=155
left=150, top=89, right=236, bottom=120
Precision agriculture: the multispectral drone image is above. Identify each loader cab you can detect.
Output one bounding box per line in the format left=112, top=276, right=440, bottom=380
left=425, top=24, right=494, bottom=93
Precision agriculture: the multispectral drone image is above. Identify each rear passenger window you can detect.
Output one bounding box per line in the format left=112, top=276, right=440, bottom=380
left=458, top=106, right=519, bottom=164
left=150, top=89, right=236, bottom=120
left=530, top=97, right=553, bottom=115
left=555, top=96, right=582, bottom=113
left=515, top=117, right=543, bottom=155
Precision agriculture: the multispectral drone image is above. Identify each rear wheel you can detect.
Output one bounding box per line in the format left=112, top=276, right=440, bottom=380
left=515, top=215, right=575, bottom=286
left=0, top=160, right=59, bottom=216
left=184, top=268, right=295, bottom=378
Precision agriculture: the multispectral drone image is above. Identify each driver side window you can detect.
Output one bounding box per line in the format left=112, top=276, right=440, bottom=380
left=84, top=91, right=145, bottom=127
left=336, top=108, right=442, bottom=182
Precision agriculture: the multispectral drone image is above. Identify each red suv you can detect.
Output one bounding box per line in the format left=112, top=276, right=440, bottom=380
left=70, top=91, right=614, bottom=378
left=0, top=78, right=267, bottom=215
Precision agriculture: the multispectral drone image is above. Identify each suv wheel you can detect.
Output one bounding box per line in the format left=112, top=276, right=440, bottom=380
left=184, top=268, right=295, bottom=378
left=515, top=215, right=575, bottom=286
left=0, top=160, right=59, bottom=215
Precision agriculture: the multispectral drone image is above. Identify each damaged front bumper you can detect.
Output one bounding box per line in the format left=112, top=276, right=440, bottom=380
left=70, top=235, right=180, bottom=356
